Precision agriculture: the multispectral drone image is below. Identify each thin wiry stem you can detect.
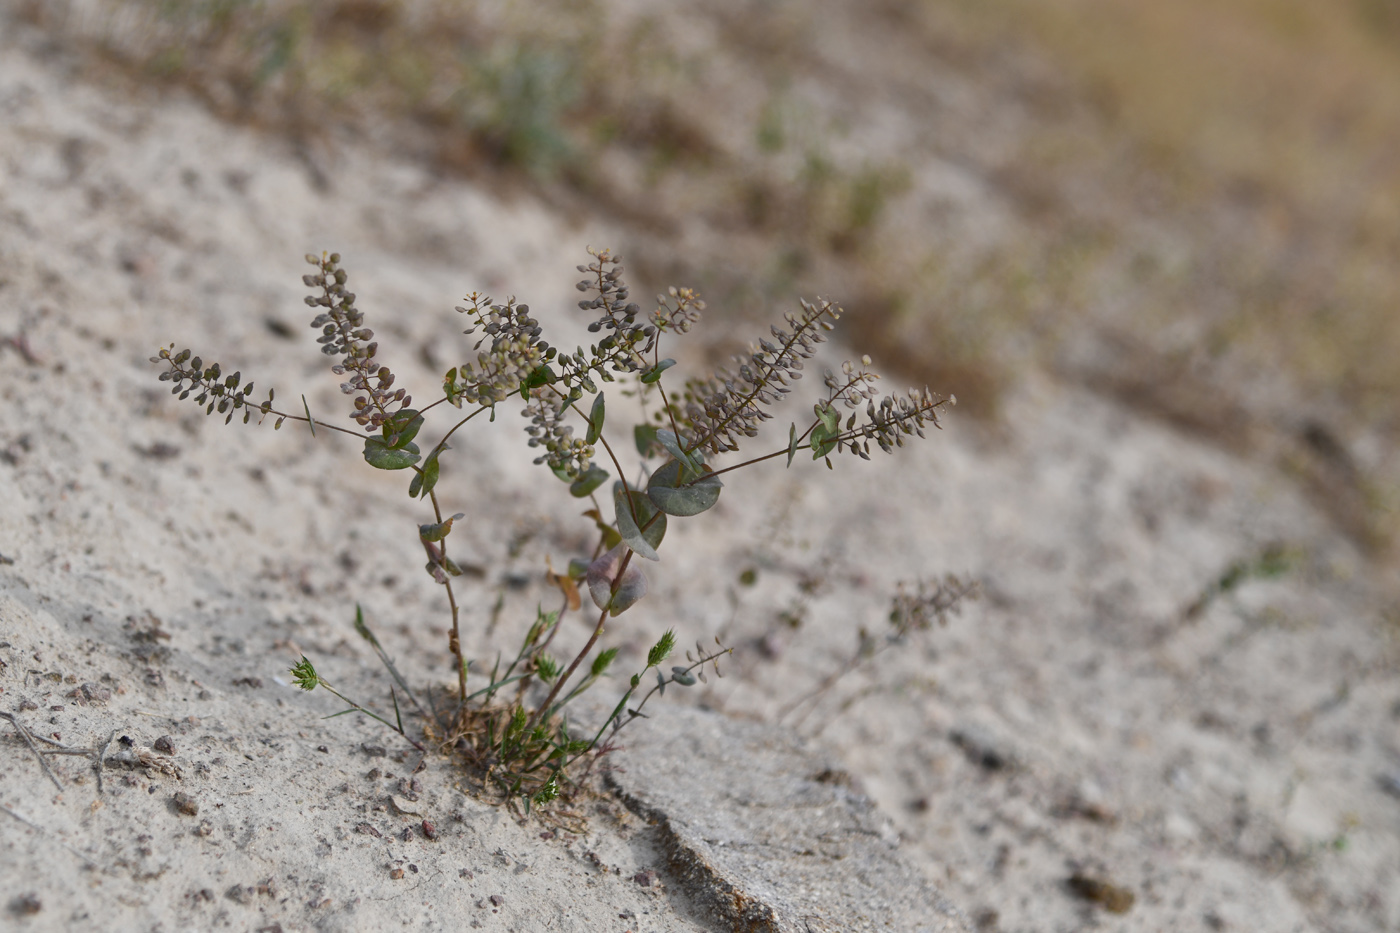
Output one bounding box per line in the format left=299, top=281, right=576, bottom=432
left=528, top=547, right=636, bottom=731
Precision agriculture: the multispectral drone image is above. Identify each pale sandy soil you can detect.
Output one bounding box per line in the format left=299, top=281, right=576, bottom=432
left=2, top=14, right=1398, bottom=933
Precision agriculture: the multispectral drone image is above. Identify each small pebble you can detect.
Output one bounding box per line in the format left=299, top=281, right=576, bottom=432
left=154, top=735, right=176, bottom=754
left=9, top=893, right=41, bottom=915
left=422, top=820, right=437, bottom=840
left=390, top=795, right=421, bottom=816
left=389, top=868, right=404, bottom=880
left=80, top=682, right=111, bottom=702
left=172, top=792, right=199, bottom=816
left=1066, top=874, right=1134, bottom=914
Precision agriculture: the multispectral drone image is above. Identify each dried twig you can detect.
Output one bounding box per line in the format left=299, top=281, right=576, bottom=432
left=95, top=730, right=116, bottom=794
left=0, top=712, right=63, bottom=791
left=1, top=332, right=42, bottom=365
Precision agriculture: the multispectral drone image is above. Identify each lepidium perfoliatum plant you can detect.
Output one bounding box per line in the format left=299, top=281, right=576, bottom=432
left=153, top=247, right=953, bottom=811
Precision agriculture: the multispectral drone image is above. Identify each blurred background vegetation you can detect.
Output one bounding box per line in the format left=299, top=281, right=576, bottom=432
left=12, top=0, right=1400, bottom=556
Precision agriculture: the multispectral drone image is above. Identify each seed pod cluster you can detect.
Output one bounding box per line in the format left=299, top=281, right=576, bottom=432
left=303, top=252, right=411, bottom=431
left=152, top=346, right=264, bottom=426
left=677, top=298, right=841, bottom=455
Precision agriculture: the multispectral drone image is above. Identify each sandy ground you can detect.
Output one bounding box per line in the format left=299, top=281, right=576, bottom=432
left=2, top=16, right=1399, bottom=933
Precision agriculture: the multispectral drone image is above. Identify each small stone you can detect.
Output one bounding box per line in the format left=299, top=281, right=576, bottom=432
left=488, top=894, right=505, bottom=907
left=8, top=893, right=41, bottom=915
left=172, top=792, right=199, bottom=816
left=632, top=869, right=659, bottom=887
left=422, top=820, right=437, bottom=840
left=1066, top=874, right=1135, bottom=914
left=389, top=795, right=421, bottom=816
left=80, top=682, right=111, bottom=702
left=389, top=868, right=404, bottom=880
left=951, top=724, right=1015, bottom=771
left=154, top=735, right=176, bottom=754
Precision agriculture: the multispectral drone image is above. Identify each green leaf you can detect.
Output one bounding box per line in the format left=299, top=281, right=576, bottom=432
left=302, top=394, right=317, bottom=438
left=816, top=402, right=840, bottom=434
left=569, top=464, right=609, bottom=498
left=586, top=393, right=606, bottom=444
left=646, top=459, right=722, bottom=516
left=383, top=409, right=424, bottom=448
left=613, top=483, right=665, bottom=561
left=640, top=358, right=676, bottom=384
left=419, top=512, right=463, bottom=543
left=353, top=605, right=376, bottom=645
left=634, top=423, right=659, bottom=457
left=519, top=364, right=556, bottom=399
left=654, top=429, right=702, bottom=477
left=787, top=422, right=799, bottom=467
left=809, top=422, right=838, bottom=459
left=412, top=446, right=445, bottom=499
left=364, top=436, right=421, bottom=470
left=443, top=367, right=463, bottom=408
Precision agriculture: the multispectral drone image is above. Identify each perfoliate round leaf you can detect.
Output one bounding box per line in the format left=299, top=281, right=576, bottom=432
left=585, top=545, right=648, bottom=615
left=364, top=436, right=421, bottom=470
left=646, top=459, right=722, bottom=516
left=613, top=483, right=665, bottom=560
left=634, top=424, right=659, bottom=457
left=569, top=464, right=609, bottom=498
left=383, top=409, right=424, bottom=447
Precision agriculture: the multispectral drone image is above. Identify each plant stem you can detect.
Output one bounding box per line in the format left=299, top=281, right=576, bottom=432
left=256, top=406, right=366, bottom=438
left=319, top=681, right=426, bottom=751
left=528, top=548, right=634, bottom=729
left=419, top=404, right=490, bottom=702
